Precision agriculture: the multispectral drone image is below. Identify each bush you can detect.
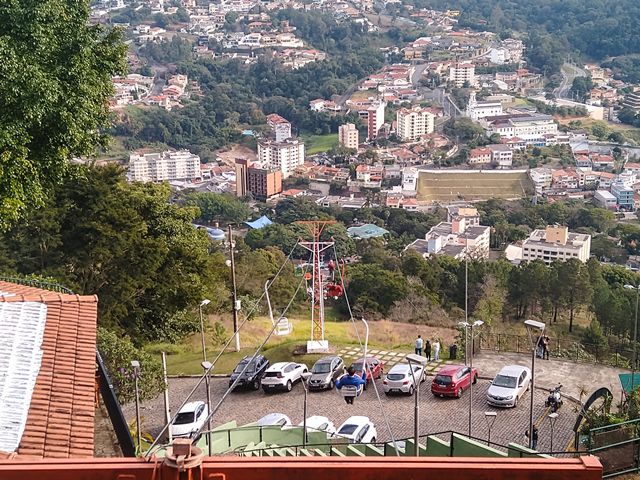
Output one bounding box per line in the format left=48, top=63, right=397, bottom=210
left=143, top=342, right=185, bottom=355
left=98, top=327, right=164, bottom=404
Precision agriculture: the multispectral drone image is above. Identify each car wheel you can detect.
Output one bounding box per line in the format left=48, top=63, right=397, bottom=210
left=371, top=437, right=376, bottom=443
left=409, top=385, right=415, bottom=396
left=472, top=374, right=478, bottom=385
left=363, top=382, right=367, bottom=391
left=514, top=395, right=519, bottom=407
left=252, top=379, right=260, bottom=390
left=286, top=380, right=292, bottom=392
left=329, top=379, right=335, bottom=390
left=456, top=388, right=462, bottom=399
left=262, top=387, right=269, bottom=393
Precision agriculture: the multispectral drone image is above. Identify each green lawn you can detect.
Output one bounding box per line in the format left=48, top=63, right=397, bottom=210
left=302, top=133, right=338, bottom=155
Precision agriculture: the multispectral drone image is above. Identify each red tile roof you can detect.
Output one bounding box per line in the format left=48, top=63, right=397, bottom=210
left=0, top=281, right=98, bottom=458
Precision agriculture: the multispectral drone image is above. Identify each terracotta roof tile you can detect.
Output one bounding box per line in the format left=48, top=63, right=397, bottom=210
left=0, top=281, right=98, bottom=458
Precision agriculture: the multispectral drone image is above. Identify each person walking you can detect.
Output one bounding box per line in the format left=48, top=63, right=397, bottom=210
left=543, top=336, right=550, bottom=360
left=415, top=335, right=423, bottom=356
left=525, top=426, right=539, bottom=450
left=433, top=339, right=440, bottom=361
left=425, top=340, right=432, bottom=361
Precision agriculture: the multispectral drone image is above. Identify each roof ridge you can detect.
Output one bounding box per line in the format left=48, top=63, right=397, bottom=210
left=0, top=294, right=98, bottom=304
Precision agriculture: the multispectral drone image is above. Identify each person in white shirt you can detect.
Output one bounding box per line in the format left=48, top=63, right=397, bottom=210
left=415, top=335, right=423, bottom=356
left=433, top=339, right=440, bottom=361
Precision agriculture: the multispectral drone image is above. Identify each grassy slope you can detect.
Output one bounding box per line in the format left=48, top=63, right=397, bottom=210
left=302, top=133, right=339, bottom=155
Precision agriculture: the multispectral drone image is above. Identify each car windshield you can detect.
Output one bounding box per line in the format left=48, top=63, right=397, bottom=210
left=493, top=374, right=517, bottom=388
left=313, top=363, right=331, bottom=374
left=434, top=375, right=452, bottom=385
left=174, top=412, right=195, bottom=425
left=234, top=362, right=254, bottom=374
left=338, top=424, right=358, bottom=435
left=352, top=363, right=364, bottom=371
left=387, top=373, right=405, bottom=381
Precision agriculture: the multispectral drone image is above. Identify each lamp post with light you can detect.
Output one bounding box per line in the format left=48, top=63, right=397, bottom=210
left=459, top=320, right=483, bottom=437
left=202, top=360, right=213, bottom=456
left=484, top=411, right=497, bottom=446
left=406, top=353, right=429, bottom=455
left=548, top=412, right=558, bottom=454
left=199, top=299, right=210, bottom=362
left=524, top=319, right=545, bottom=449
left=301, top=371, right=312, bottom=448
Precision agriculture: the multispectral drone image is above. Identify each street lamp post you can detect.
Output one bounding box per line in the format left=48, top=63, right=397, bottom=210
left=624, top=284, right=640, bottom=392
left=301, top=372, right=312, bottom=449
left=406, top=353, right=429, bottom=455
left=199, top=299, right=211, bottom=362
left=131, top=360, right=142, bottom=453
left=548, top=412, right=559, bottom=454
left=202, top=361, right=213, bottom=456
left=459, top=320, right=483, bottom=437
left=524, top=319, right=546, bottom=449
left=484, top=412, right=497, bottom=446
left=228, top=225, right=241, bottom=352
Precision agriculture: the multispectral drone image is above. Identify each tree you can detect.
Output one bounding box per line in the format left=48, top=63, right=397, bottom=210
left=344, top=264, right=408, bottom=316
left=0, top=2, right=126, bottom=229
left=182, top=191, right=251, bottom=225
left=556, top=259, right=593, bottom=332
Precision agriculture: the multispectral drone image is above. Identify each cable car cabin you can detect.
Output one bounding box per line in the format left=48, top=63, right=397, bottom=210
left=340, top=384, right=363, bottom=399
left=325, top=283, right=344, bottom=299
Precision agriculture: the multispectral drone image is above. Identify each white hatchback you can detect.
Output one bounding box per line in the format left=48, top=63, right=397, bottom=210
left=261, top=362, right=308, bottom=392
left=383, top=363, right=425, bottom=395
left=171, top=401, right=209, bottom=439
left=298, top=415, right=336, bottom=436
left=486, top=365, right=531, bottom=408
left=335, top=416, right=377, bottom=444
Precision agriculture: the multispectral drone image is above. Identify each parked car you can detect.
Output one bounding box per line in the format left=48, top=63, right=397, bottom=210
left=335, top=416, right=377, bottom=444
left=308, top=356, right=345, bottom=390
left=171, top=401, right=209, bottom=439
left=383, top=363, right=425, bottom=395
left=229, top=354, right=270, bottom=391
left=350, top=357, right=384, bottom=389
left=298, top=416, right=336, bottom=436
left=261, top=362, right=308, bottom=392
left=431, top=365, right=478, bottom=399
left=486, top=365, right=531, bottom=407
left=256, top=413, right=292, bottom=427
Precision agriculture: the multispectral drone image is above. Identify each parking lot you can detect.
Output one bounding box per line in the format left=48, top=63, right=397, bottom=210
left=129, top=374, right=576, bottom=453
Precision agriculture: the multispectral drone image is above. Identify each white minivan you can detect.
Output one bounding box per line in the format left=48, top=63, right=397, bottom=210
left=486, top=365, right=531, bottom=408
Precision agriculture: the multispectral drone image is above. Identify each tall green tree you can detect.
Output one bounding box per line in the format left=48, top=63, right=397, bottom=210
left=0, top=2, right=126, bottom=229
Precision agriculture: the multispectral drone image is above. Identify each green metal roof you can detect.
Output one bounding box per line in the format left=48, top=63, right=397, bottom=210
left=347, top=224, right=389, bottom=239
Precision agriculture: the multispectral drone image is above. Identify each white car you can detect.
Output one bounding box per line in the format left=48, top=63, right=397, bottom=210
left=256, top=413, right=292, bottom=427
left=261, top=362, right=308, bottom=392
left=487, top=365, right=531, bottom=408
left=298, top=415, right=336, bottom=436
left=171, top=401, right=209, bottom=439
left=336, top=416, right=377, bottom=444
left=383, top=363, right=425, bottom=395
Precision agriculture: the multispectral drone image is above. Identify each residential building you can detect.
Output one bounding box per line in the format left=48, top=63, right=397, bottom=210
left=466, top=91, right=503, bottom=120
left=446, top=206, right=481, bottom=226
left=469, top=147, right=492, bottom=165
left=594, top=190, right=617, bottom=209
left=0, top=280, right=98, bottom=457
left=481, top=113, right=558, bottom=144
left=551, top=169, right=579, bottom=190
left=611, top=181, right=635, bottom=211
left=623, top=92, right=640, bottom=113
left=521, top=225, right=591, bottom=264
left=488, top=144, right=513, bottom=168
left=338, top=123, right=359, bottom=150
left=529, top=167, right=552, bottom=191
left=449, top=62, right=476, bottom=87
left=402, top=167, right=418, bottom=191
left=357, top=101, right=385, bottom=140
left=257, top=138, right=305, bottom=178
left=353, top=164, right=383, bottom=188
left=404, top=216, right=490, bottom=260
left=266, top=113, right=292, bottom=142
left=235, top=159, right=282, bottom=200
left=396, top=106, right=435, bottom=141
left=129, top=150, right=201, bottom=182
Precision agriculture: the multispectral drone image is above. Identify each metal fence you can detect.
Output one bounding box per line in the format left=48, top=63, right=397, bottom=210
left=478, top=332, right=635, bottom=369
left=0, top=275, right=74, bottom=294
left=586, top=418, right=640, bottom=478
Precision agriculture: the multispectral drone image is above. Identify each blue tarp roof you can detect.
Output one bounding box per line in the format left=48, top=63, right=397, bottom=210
left=245, top=215, right=273, bottom=229
left=347, top=224, right=389, bottom=239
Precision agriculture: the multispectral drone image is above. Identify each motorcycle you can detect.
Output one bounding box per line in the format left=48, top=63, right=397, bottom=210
left=545, top=384, right=563, bottom=412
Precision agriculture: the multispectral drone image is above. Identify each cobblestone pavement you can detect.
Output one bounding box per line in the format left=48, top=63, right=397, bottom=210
left=127, top=374, right=576, bottom=454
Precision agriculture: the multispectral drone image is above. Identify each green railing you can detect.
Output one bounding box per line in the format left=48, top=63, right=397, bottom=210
left=0, top=275, right=74, bottom=294
left=586, top=418, right=640, bottom=478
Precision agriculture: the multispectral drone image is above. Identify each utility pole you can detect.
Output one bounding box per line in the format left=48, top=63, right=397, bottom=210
left=161, top=352, right=172, bottom=444
left=228, top=225, right=240, bottom=352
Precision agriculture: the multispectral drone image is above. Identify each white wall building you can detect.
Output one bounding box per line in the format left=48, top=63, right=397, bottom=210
left=449, top=62, right=476, bottom=87
left=466, top=91, right=503, bottom=120
left=529, top=167, right=553, bottom=191
left=521, top=225, right=591, bottom=265
left=266, top=113, right=292, bottom=142
left=594, top=190, right=617, bottom=209
left=128, top=150, right=201, bottom=182
left=338, top=123, right=359, bottom=150
left=401, top=167, right=418, bottom=191
left=258, top=138, right=305, bottom=178
left=396, top=106, right=436, bottom=141
left=482, top=114, right=558, bottom=143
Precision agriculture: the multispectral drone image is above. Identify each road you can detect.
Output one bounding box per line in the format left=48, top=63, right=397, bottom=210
left=554, top=62, right=587, bottom=100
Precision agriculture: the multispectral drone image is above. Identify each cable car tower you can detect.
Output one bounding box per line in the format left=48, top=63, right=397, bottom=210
left=297, top=220, right=336, bottom=353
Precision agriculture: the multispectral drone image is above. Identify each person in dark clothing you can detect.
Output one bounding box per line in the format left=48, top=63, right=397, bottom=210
left=525, top=426, right=539, bottom=450
left=543, top=336, right=550, bottom=360
left=336, top=366, right=367, bottom=404
left=425, top=340, right=432, bottom=361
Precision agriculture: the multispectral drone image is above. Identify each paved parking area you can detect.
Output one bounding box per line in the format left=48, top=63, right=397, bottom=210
left=128, top=374, right=576, bottom=453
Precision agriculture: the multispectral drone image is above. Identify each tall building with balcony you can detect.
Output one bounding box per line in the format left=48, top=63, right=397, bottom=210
left=257, top=138, right=305, bottom=178
left=611, top=181, right=635, bottom=211
left=396, top=106, right=435, bottom=141
left=128, top=150, right=201, bottom=182
left=521, top=225, right=591, bottom=264
left=266, top=113, right=292, bottom=142
left=338, top=123, right=359, bottom=150
left=357, top=101, right=386, bottom=140
left=449, top=62, right=476, bottom=87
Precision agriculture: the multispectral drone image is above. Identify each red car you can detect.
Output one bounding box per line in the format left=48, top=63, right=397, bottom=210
left=431, top=365, right=478, bottom=398
left=350, top=357, right=384, bottom=390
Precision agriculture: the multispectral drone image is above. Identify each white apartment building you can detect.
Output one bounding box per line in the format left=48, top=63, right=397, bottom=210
left=521, top=225, right=591, bottom=265
left=257, top=138, right=305, bottom=178
left=482, top=114, right=558, bottom=143
left=266, top=113, right=292, bottom=142
left=396, top=106, right=435, bottom=141
left=449, top=63, right=476, bottom=88
left=401, top=167, right=418, bottom=191
left=594, top=190, right=617, bottom=209
left=128, top=150, right=201, bottom=182
left=338, top=123, right=359, bottom=150
left=529, top=167, right=553, bottom=190
left=466, top=91, right=503, bottom=120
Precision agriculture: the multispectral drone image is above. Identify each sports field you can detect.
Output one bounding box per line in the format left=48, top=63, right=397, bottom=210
left=416, top=170, right=534, bottom=202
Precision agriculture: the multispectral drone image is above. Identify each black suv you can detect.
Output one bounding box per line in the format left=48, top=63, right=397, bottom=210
left=229, top=355, right=270, bottom=390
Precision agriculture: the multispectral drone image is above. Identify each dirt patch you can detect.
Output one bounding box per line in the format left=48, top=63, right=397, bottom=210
left=216, top=144, right=257, bottom=167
